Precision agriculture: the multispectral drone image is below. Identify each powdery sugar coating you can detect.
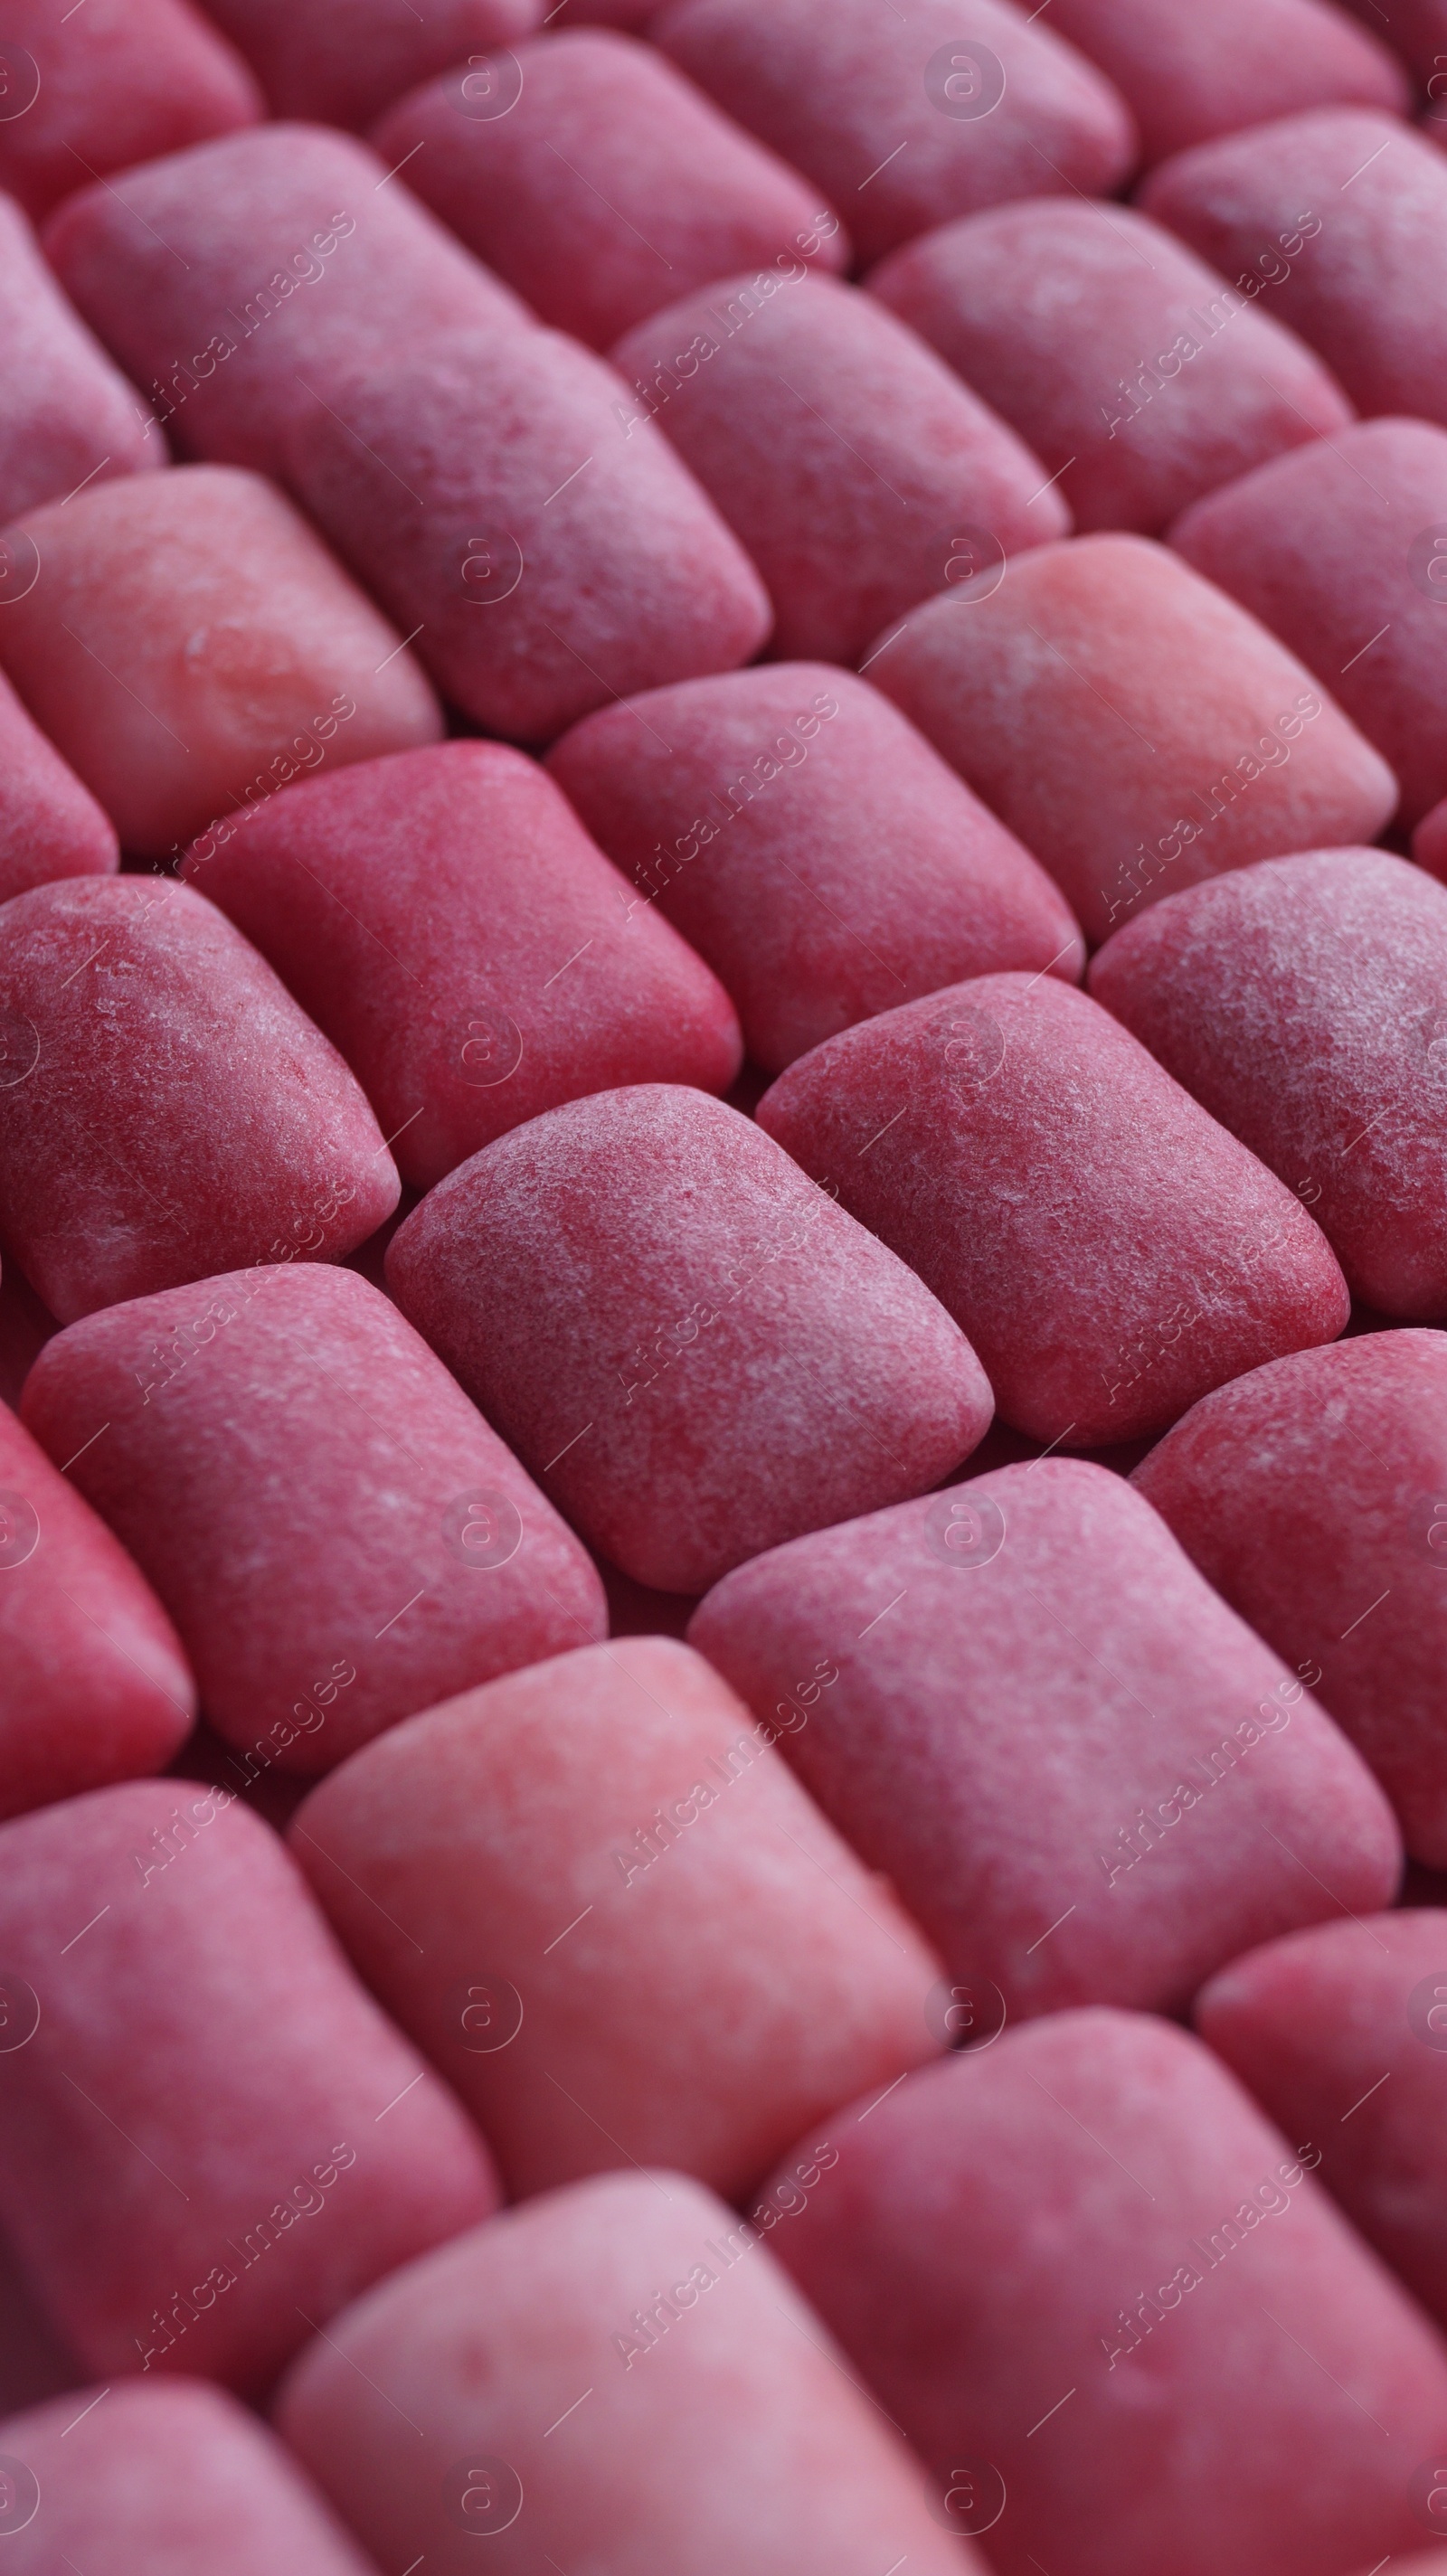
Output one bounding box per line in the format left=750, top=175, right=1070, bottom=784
left=204, top=0, right=544, bottom=128
left=1044, top=0, right=1406, bottom=165
left=0, top=665, right=117, bottom=908
left=385, top=1085, right=993, bottom=1593
left=0, top=193, right=161, bottom=523
left=0, top=0, right=260, bottom=222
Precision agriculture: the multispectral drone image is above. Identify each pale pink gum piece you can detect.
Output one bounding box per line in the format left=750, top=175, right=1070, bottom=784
left=868, top=198, right=1354, bottom=535
left=182, top=741, right=742, bottom=1190
left=0, top=1781, right=498, bottom=2393
left=0, top=878, right=398, bottom=1322
left=0, top=664, right=117, bottom=907
left=292, top=1635, right=944, bottom=2199
left=372, top=30, right=849, bottom=349
left=611, top=270, right=1067, bottom=665
left=546, top=664, right=1084, bottom=1073
left=20, top=1262, right=605, bottom=1775
left=1132, top=1332, right=1447, bottom=1861
left=1043, top=0, right=1406, bottom=165
left=0, top=191, right=163, bottom=520
left=276, top=2172, right=991, bottom=2575
left=203, top=0, right=544, bottom=128
left=755, top=972, right=1348, bottom=1446
left=0, top=2378, right=381, bottom=2571
left=0, top=0, right=260, bottom=222
left=0, top=465, right=440, bottom=857
left=1091, top=848, right=1447, bottom=1316
left=653, top=0, right=1138, bottom=266
left=385, top=1083, right=994, bottom=1592
left=757, top=2008, right=1447, bottom=2576
left=863, top=533, right=1398, bottom=944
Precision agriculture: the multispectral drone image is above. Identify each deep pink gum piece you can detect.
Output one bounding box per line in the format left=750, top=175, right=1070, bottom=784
left=1414, top=791, right=1447, bottom=877
left=276, top=2174, right=991, bottom=2575
left=0, top=0, right=260, bottom=223
left=546, top=665, right=1085, bottom=1073
left=757, top=2009, right=1447, bottom=2576
left=1043, top=0, right=1407, bottom=165
left=611, top=271, right=1068, bottom=665
left=1332, top=0, right=1447, bottom=81
left=867, top=199, right=1354, bottom=536
left=863, top=533, right=1398, bottom=944
left=371, top=31, right=849, bottom=350
left=1131, top=1332, right=1447, bottom=1863
left=42, top=125, right=532, bottom=475
left=688, top=1458, right=1400, bottom=2022
left=1196, top=1912, right=1447, bottom=2335
left=653, top=0, right=1138, bottom=267
left=279, top=331, right=772, bottom=743
left=0, top=2378, right=381, bottom=2572
left=1170, top=420, right=1447, bottom=826
left=755, top=972, right=1349, bottom=1447
left=19, top=1263, right=606, bottom=1775
left=181, top=742, right=742, bottom=1191
left=1090, top=849, right=1447, bottom=1317
left=203, top=0, right=544, bottom=129
left=0, top=192, right=163, bottom=520
left=0, top=1398, right=195, bottom=1821
left=0, top=1782, right=498, bottom=2393
left=0, top=878, right=398, bottom=1322
left=384, top=1084, right=994, bottom=1593
left=1141, top=109, right=1447, bottom=425
left=291, top=1635, right=944, bottom=2200
left=0, top=665, right=118, bottom=907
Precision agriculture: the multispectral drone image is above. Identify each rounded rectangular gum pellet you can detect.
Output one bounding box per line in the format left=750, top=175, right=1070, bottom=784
left=384, top=1084, right=994, bottom=1592
left=546, top=665, right=1084, bottom=1073
left=370, top=31, right=849, bottom=349
left=0, top=465, right=440, bottom=858
left=276, top=2173, right=991, bottom=2576
left=867, top=201, right=1354, bottom=536
left=19, top=1263, right=606, bottom=1778
left=0, top=1782, right=498, bottom=2392
left=0, top=878, right=398, bottom=1320
left=181, top=742, right=743, bottom=1190
left=687, top=1460, right=1400, bottom=2023
left=1169, top=420, right=1447, bottom=827
left=0, top=663, right=117, bottom=907
left=0, top=0, right=260, bottom=223
left=0, top=2379, right=382, bottom=2572
left=611, top=272, right=1067, bottom=665
left=1040, top=0, right=1406, bottom=166
left=1090, top=849, right=1447, bottom=1317
left=203, top=0, right=544, bottom=129
left=755, top=972, right=1348, bottom=1446
left=1131, top=1331, right=1447, bottom=1865
left=0, top=192, right=163, bottom=522
left=279, top=332, right=772, bottom=743
left=42, top=125, right=532, bottom=475
left=755, top=2009, right=1447, bottom=2576
left=863, top=533, right=1398, bottom=943
left=653, top=0, right=1138, bottom=266
left=1141, top=109, right=1447, bottom=426
left=290, top=1636, right=944, bottom=2199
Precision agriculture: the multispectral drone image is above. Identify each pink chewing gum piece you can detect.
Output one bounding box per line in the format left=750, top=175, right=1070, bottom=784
left=758, top=2009, right=1447, bottom=2576
left=611, top=271, right=1067, bottom=665
left=0, top=192, right=163, bottom=521
left=863, top=533, right=1398, bottom=944
left=653, top=0, right=1137, bottom=267
left=1090, top=849, right=1447, bottom=1318
left=0, top=2227, right=79, bottom=2419
left=203, top=0, right=544, bottom=129
left=867, top=200, right=1354, bottom=536
left=371, top=31, right=849, bottom=350
left=0, top=1397, right=195, bottom=1821
left=1197, top=1912, right=1447, bottom=2336
left=384, top=1084, right=994, bottom=1592
left=0, top=878, right=397, bottom=1321
left=1415, top=793, right=1447, bottom=876
left=0, top=1782, right=497, bottom=2393
left=1131, top=1332, right=1447, bottom=1863
left=276, top=2174, right=991, bottom=2576
left=280, top=332, right=771, bottom=744
left=1336, top=0, right=1447, bottom=80
left=0, top=465, right=440, bottom=858
left=20, top=1262, right=606, bottom=1777
left=0, top=0, right=260, bottom=223
left=687, top=1459, right=1400, bottom=2023
left=42, top=125, right=531, bottom=475
left=1042, top=0, right=1407, bottom=165
left=290, top=1636, right=944, bottom=2200
left=1170, top=420, right=1447, bottom=827
left=181, top=742, right=743, bottom=1191
left=755, top=973, right=1348, bottom=1447
left=0, top=2379, right=382, bottom=2571
left=0, top=665, right=117, bottom=907
left=1141, top=109, right=1447, bottom=426
left=545, top=665, right=1084, bottom=1074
